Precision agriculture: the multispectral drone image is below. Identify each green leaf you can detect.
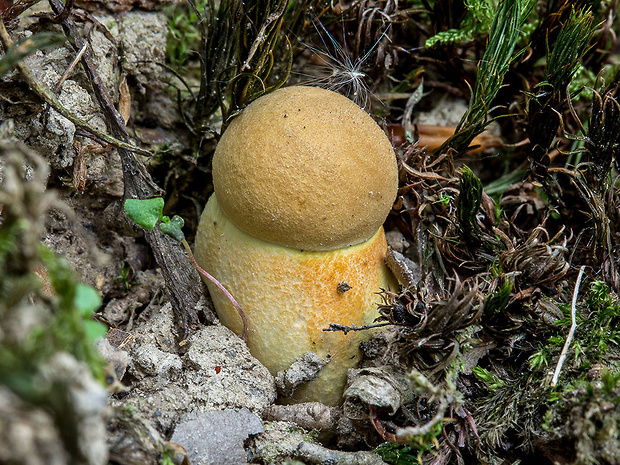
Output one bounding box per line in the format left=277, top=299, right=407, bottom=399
left=425, top=0, right=497, bottom=49
left=485, top=279, right=512, bottom=315
left=73, top=283, right=102, bottom=317
left=74, top=285, right=106, bottom=342
left=457, top=165, right=483, bottom=242
left=124, top=197, right=165, bottom=230
left=545, top=7, right=595, bottom=95
left=473, top=366, right=505, bottom=389
left=374, top=442, right=420, bottom=464
left=602, top=370, right=620, bottom=396
left=435, top=0, right=536, bottom=154
left=83, top=320, right=108, bottom=342
left=0, top=33, right=65, bottom=78
left=159, top=215, right=185, bottom=242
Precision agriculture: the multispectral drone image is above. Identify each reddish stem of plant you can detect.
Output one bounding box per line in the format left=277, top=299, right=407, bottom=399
left=181, top=239, right=248, bottom=342
left=369, top=408, right=399, bottom=443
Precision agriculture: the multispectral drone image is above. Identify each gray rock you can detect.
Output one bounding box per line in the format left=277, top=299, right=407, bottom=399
left=118, top=12, right=168, bottom=92
left=116, top=304, right=276, bottom=434
left=89, top=15, right=121, bottom=102
left=184, top=324, right=277, bottom=412
left=130, top=301, right=179, bottom=352
left=40, top=353, right=109, bottom=465
left=416, top=98, right=469, bottom=127
left=275, top=352, right=329, bottom=397
left=20, top=59, right=107, bottom=169
left=249, top=421, right=316, bottom=465
left=344, top=367, right=405, bottom=415
left=170, top=409, right=263, bottom=465
left=133, top=343, right=183, bottom=380
left=250, top=421, right=389, bottom=465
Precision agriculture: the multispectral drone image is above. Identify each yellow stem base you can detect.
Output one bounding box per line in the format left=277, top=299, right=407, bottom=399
left=195, top=195, right=395, bottom=405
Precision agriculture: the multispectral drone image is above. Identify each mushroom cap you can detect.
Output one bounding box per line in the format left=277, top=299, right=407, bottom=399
left=213, top=85, right=398, bottom=251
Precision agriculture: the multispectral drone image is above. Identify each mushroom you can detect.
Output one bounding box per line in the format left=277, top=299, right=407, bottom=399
left=195, top=86, right=398, bottom=405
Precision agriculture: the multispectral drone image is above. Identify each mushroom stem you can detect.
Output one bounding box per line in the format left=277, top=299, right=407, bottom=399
left=195, top=195, right=396, bottom=404
left=181, top=238, right=248, bottom=342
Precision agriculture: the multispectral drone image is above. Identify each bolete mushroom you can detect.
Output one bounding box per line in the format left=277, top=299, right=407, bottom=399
left=195, top=85, right=398, bottom=405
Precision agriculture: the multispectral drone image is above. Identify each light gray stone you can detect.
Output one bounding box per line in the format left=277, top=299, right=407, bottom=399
left=185, top=324, right=277, bottom=412
left=171, top=409, right=263, bottom=465
left=116, top=305, right=276, bottom=434
left=40, top=353, right=109, bottom=465
left=0, top=387, right=68, bottom=465
left=118, top=12, right=168, bottom=92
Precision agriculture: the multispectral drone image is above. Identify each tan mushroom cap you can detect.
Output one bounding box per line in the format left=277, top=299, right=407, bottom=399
left=213, top=85, right=398, bottom=251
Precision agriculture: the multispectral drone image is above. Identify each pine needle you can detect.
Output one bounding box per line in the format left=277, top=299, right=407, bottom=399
left=434, top=0, right=535, bottom=155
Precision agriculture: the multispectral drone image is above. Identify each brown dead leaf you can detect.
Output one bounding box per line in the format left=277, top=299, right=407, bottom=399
left=388, top=123, right=503, bottom=153
left=118, top=73, right=131, bottom=126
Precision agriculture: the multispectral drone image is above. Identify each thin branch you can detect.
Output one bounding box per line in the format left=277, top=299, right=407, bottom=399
left=44, top=0, right=74, bottom=23
left=323, top=322, right=392, bottom=335
left=241, top=4, right=287, bottom=71
left=54, top=40, right=88, bottom=93
left=552, top=265, right=587, bottom=386
left=0, top=16, right=151, bottom=156
left=395, top=399, right=447, bottom=441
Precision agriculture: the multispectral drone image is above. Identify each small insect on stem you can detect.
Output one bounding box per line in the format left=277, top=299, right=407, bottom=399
left=337, top=281, right=352, bottom=293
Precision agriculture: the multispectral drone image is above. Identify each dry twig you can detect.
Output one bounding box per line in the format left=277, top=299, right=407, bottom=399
left=552, top=265, right=587, bottom=386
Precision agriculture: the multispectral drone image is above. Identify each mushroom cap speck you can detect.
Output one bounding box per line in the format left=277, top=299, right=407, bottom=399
left=213, top=85, right=399, bottom=251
